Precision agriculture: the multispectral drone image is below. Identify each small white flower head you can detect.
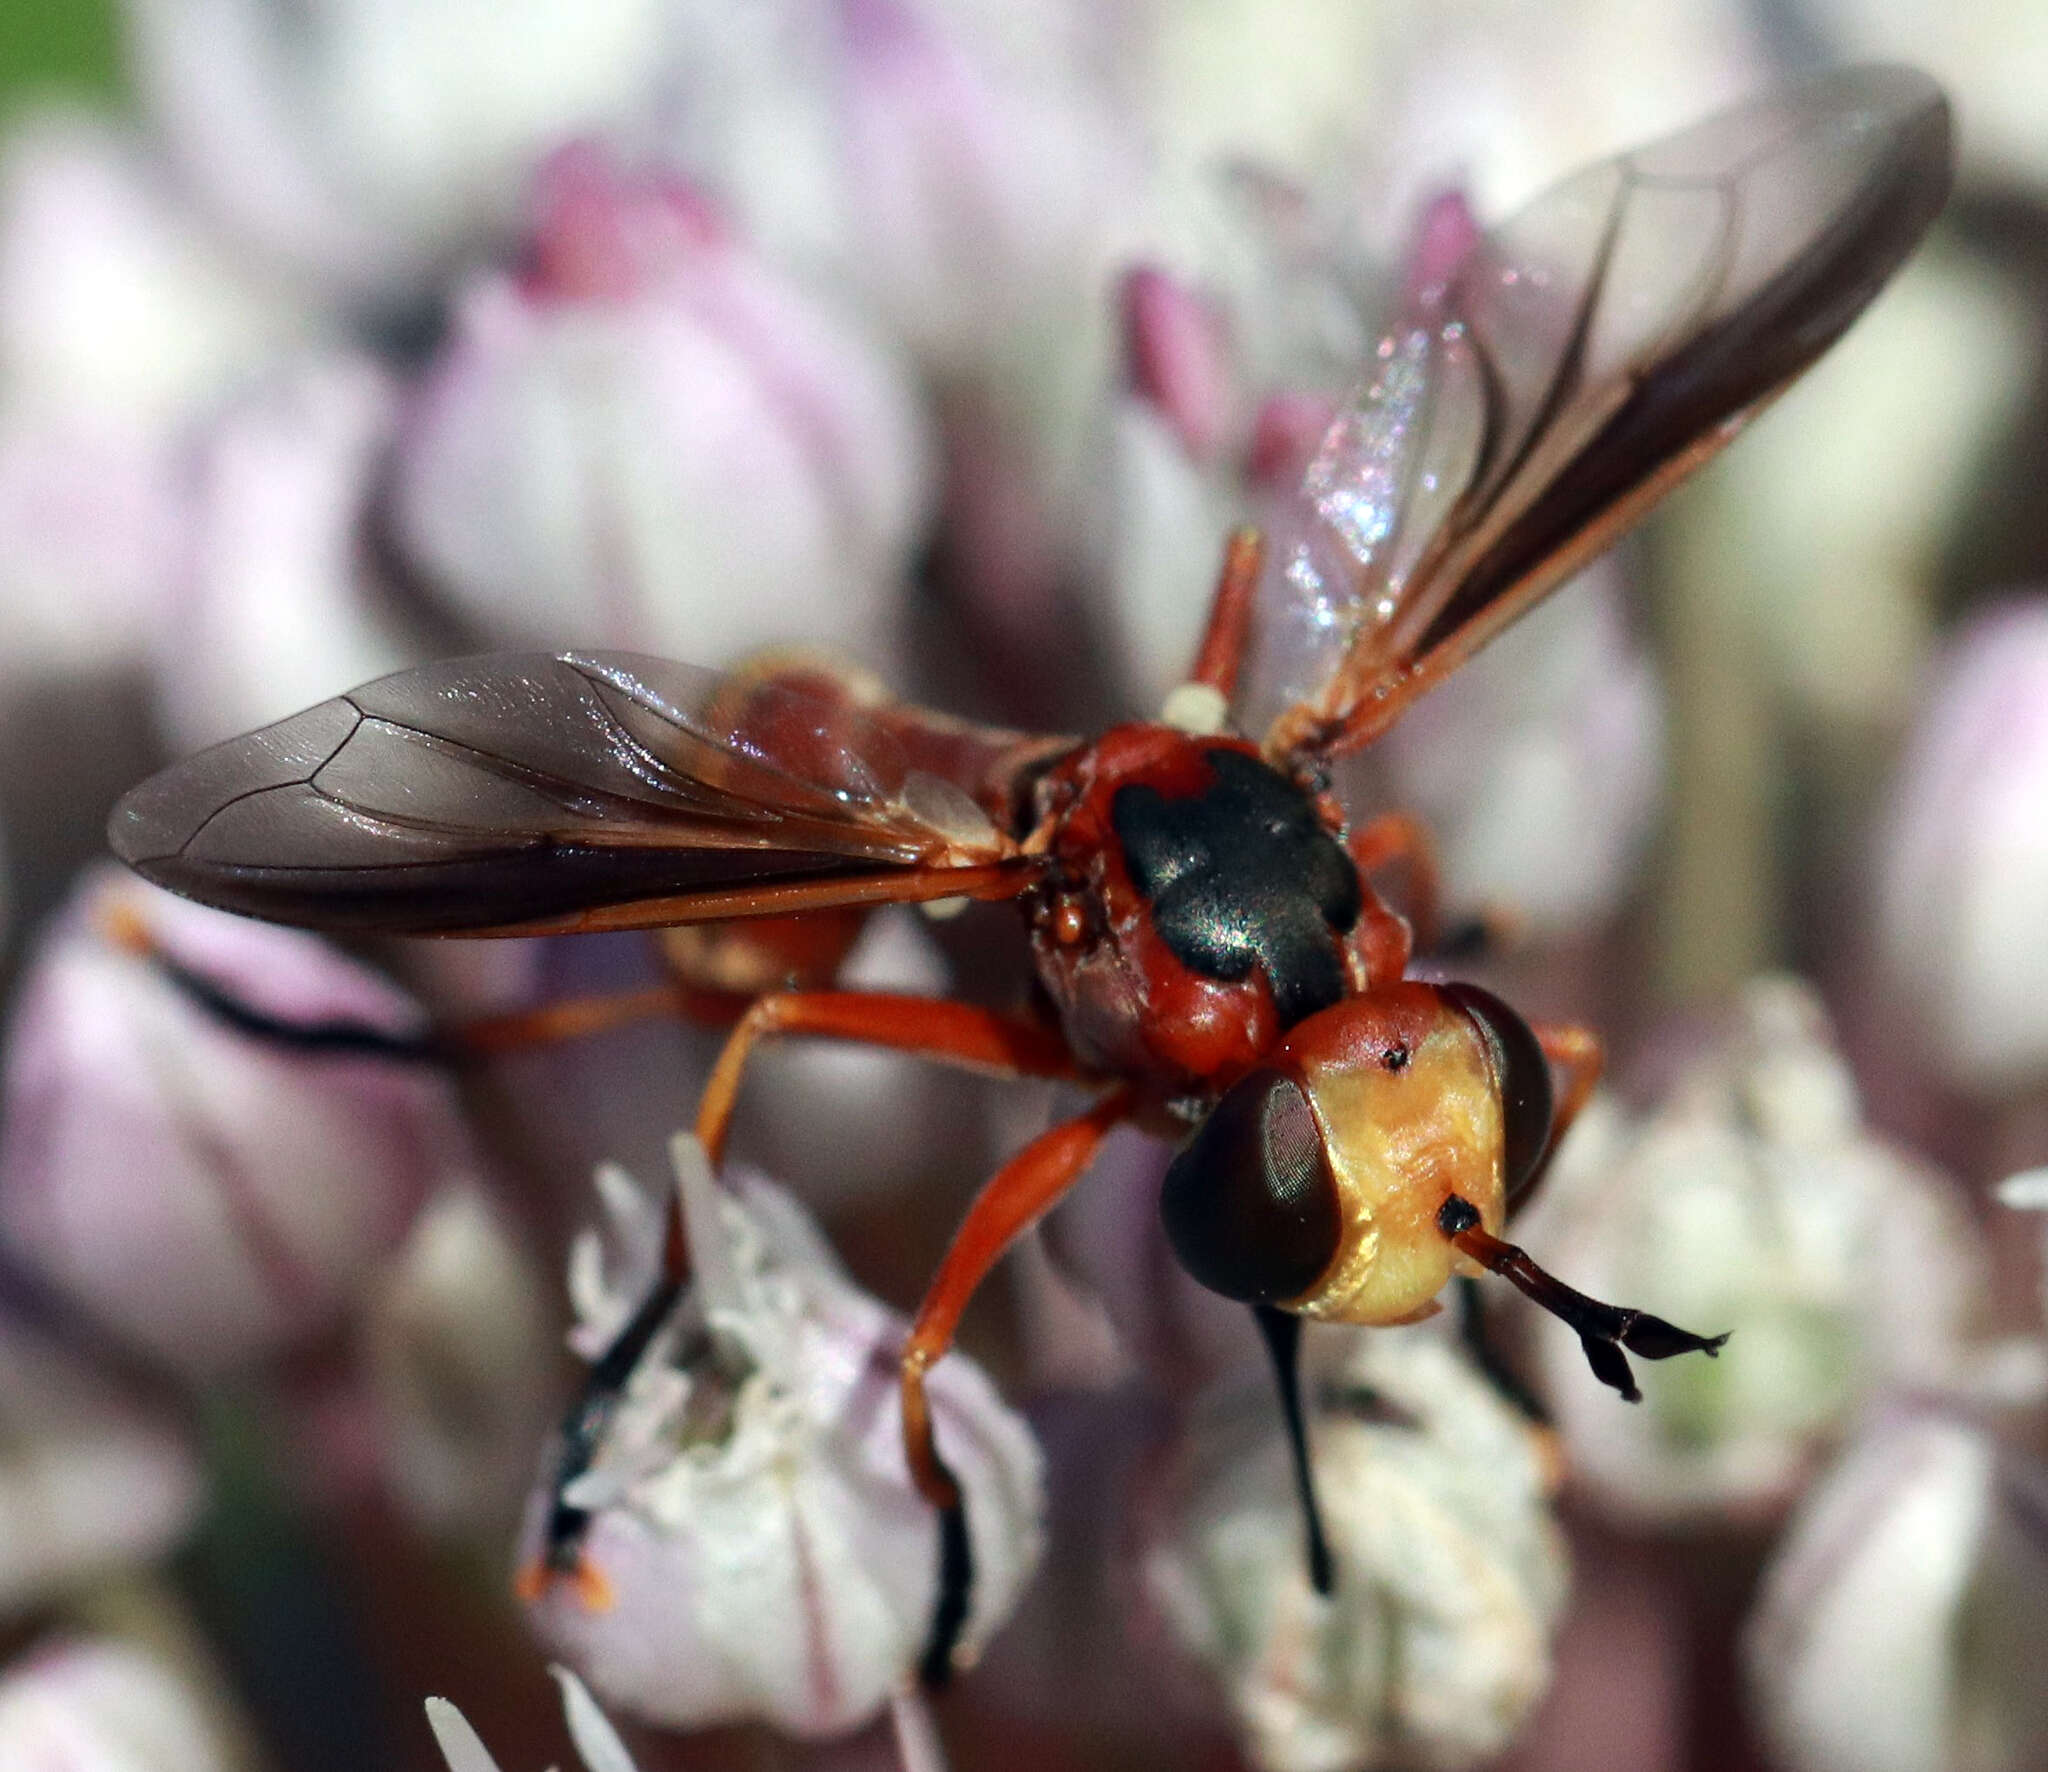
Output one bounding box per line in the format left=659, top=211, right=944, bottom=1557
left=1874, top=599, right=2048, bottom=1093
left=1517, top=976, right=2025, bottom=1525
left=151, top=353, right=431, bottom=751
left=0, top=1637, right=245, bottom=1772
left=125, top=0, right=669, bottom=295
left=523, top=1135, right=1044, bottom=1739
left=391, top=143, right=932, bottom=673
left=0, top=1319, right=203, bottom=1613
left=0, top=868, right=466, bottom=1378
left=1745, top=1406, right=2048, bottom=1772
left=360, top=1184, right=556, bottom=1537
left=1146, top=1324, right=1568, bottom=1772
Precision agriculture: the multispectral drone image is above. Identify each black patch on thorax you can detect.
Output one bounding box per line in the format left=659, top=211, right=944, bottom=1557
left=1112, top=748, right=1360, bottom=1025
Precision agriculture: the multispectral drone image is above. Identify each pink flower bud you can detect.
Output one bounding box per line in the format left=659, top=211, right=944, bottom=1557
left=0, top=1321, right=202, bottom=1608
left=125, top=0, right=670, bottom=295
left=391, top=149, right=932, bottom=669
left=1120, top=266, right=1234, bottom=465
left=152, top=356, right=430, bottom=751
left=0, top=1638, right=245, bottom=1772
left=525, top=1136, right=1044, bottom=1738
left=0, top=870, right=466, bottom=1378
left=1874, top=600, right=2048, bottom=1092
left=1745, top=1407, right=2048, bottom=1772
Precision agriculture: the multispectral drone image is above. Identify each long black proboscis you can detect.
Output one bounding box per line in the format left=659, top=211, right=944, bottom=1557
left=1253, top=1303, right=1334, bottom=1595
left=544, top=1273, right=687, bottom=1565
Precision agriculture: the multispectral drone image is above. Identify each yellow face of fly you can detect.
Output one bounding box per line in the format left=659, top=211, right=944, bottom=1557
left=1281, top=1008, right=1505, bottom=1326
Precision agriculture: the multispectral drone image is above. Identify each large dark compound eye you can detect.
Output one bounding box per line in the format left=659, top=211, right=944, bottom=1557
left=1439, top=982, right=1554, bottom=1204
left=1160, top=1069, right=1341, bottom=1304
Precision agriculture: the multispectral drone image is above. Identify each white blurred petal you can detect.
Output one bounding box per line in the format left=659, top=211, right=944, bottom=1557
left=0, top=1639, right=241, bottom=1772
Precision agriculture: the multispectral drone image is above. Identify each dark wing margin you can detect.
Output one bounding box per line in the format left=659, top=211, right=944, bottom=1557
left=109, top=652, right=1071, bottom=934
left=1236, top=64, right=1954, bottom=760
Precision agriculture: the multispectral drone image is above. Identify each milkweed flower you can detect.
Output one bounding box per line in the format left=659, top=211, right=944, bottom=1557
left=0, top=869, right=467, bottom=1378
left=390, top=145, right=932, bottom=672
left=523, top=1134, right=1044, bottom=1738
left=1516, top=976, right=2035, bottom=1524
left=1744, top=1406, right=2048, bottom=1772
left=0, top=1637, right=247, bottom=1772
left=1873, top=599, right=2048, bottom=1093
left=1145, top=1323, right=1567, bottom=1772
left=0, top=1319, right=203, bottom=1611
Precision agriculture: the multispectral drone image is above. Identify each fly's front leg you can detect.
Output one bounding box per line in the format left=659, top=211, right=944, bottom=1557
left=900, top=1087, right=1135, bottom=1685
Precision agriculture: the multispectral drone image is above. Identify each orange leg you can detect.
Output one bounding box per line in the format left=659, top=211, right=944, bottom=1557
left=1534, top=1021, right=1603, bottom=1146
left=1186, top=526, right=1263, bottom=701
left=1347, top=811, right=1444, bottom=954
left=455, top=979, right=751, bottom=1053
left=695, top=991, right=1082, bottom=1167
left=901, top=1087, right=1136, bottom=1681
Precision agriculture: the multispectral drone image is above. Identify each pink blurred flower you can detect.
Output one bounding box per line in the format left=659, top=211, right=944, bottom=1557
left=1745, top=1407, right=2048, bottom=1772
left=1874, top=600, right=2048, bottom=1093
left=0, top=869, right=466, bottom=1378
left=391, top=147, right=932, bottom=669
left=0, top=1321, right=203, bottom=1610
left=125, top=0, right=670, bottom=296
left=0, top=1637, right=246, bottom=1772
left=153, top=354, right=430, bottom=749
left=525, top=1135, right=1043, bottom=1737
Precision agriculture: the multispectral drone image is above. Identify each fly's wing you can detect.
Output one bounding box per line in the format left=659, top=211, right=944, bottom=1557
left=1233, top=64, right=1953, bottom=762
left=109, top=652, right=1074, bottom=934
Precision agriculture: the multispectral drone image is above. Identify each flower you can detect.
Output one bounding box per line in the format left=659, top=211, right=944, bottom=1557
left=1873, top=599, right=2048, bottom=1094
left=359, top=1184, right=556, bottom=1537
left=523, top=1134, right=1044, bottom=1738
left=0, top=1637, right=245, bottom=1772
left=0, top=869, right=467, bottom=1378
left=0, top=1319, right=203, bottom=1612
left=1145, top=1323, right=1568, bottom=1772
left=1515, top=976, right=2032, bottom=1524
left=1744, top=1406, right=2048, bottom=1772
left=125, top=0, right=671, bottom=297
left=150, top=353, right=430, bottom=751
left=390, top=145, right=933, bottom=670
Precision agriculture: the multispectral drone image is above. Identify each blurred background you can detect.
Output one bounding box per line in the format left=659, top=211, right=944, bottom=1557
left=0, top=3, right=2045, bottom=1771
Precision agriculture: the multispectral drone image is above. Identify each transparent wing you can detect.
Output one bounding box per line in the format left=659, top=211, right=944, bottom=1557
left=110, top=652, right=1072, bottom=934
left=1234, top=63, right=1953, bottom=760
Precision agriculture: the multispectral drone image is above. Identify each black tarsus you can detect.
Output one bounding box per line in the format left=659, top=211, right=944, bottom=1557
left=1253, top=1304, right=1335, bottom=1596
left=151, top=950, right=447, bottom=1064
left=920, top=1502, right=974, bottom=1688
left=543, top=1273, right=688, bottom=1566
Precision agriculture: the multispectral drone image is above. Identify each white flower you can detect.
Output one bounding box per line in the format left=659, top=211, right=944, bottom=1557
left=150, top=353, right=431, bottom=750
left=0, top=1321, right=203, bottom=1612
left=360, top=1184, right=555, bottom=1537
left=0, top=869, right=468, bottom=1378
left=1873, top=599, right=2048, bottom=1093
left=125, top=0, right=670, bottom=295
left=524, top=1135, right=1044, bottom=1738
left=391, top=147, right=932, bottom=671
left=1517, top=976, right=2035, bottom=1524
left=0, top=1638, right=245, bottom=1772
left=1745, top=1406, right=2048, bottom=1772
left=1146, top=1323, right=1567, bottom=1772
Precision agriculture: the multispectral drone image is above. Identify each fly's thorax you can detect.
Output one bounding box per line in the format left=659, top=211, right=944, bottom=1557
left=1024, top=724, right=1365, bottom=1093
